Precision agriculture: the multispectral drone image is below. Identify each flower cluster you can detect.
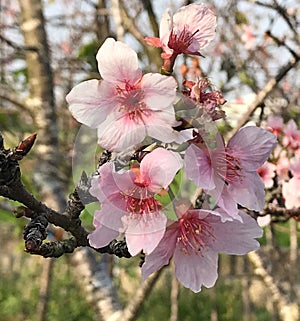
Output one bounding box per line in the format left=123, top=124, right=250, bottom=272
left=257, top=116, right=300, bottom=215
left=67, top=4, right=277, bottom=292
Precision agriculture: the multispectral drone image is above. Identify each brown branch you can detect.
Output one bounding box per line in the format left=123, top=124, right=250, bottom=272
left=248, top=251, right=299, bottom=321
left=0, top=94, right=34, bottom=115
left=119, top=0, right=162, bottom=69
left=254, top=1, right=298, bottom=37
left=110, top=269, right=163, bottom=321
left=141, top=0, right=159, bottom=37
left=170, top=263, right=179, bottom=321
left=0, top=133, right=131, bottom=259
left=264, top=204, right=300, bottom=222
left=0, top=34, right=39, bottom=53
left=70, top=249, right=122, bottom=319
left=231, top=54, right=300, bottom=135
left=37, top=258, right=54, bottom=321
left=265, top=30, right=298, bottom=59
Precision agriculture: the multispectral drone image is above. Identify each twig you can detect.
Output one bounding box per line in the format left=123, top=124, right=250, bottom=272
left=248, top=251, right=299, bottom=321
left=119, top=0, right=162, bottom=69
left=108, top=269, right=163, bottom=321
left=170, top=263, right=179, bottom=321
left=37, top=258, right=54, bottom=321
left=0, top=34, right=39, bottom=53
left=254, top=1, right=298, bottom=36
left=0, top=133, right=131, bottom=258
left=141, top=0, right=159, bottom=37
left=231, top=55, right=300, bottom=136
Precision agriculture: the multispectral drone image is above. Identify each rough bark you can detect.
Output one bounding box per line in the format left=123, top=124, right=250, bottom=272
left=19, top=0, right=65, bottom=210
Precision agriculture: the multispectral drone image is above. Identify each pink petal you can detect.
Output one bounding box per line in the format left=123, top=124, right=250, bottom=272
left=87, top=209, right=122, bottom=248
left=209, top=185, right=241, bottom=222
left=185, top=144, right=215, bottom=190
left=282, top=177, right=300, bottom=209
left=173, top=4, right=217, bottom=51
left=257, top=161, right=276, bottom=189
left=141, top=73, right=177, bottom=110
left=96, top=38, right=142, bottom=85
left=66, top=79, right=112, bottom=128
left=144, top=107, right=187, bottom=144
left=140, top=148, right=182, bottom=192
left=96, top=198, right=125, bottom=230
left=208, top=210, right=262, bottom=254
left=173, top=247, right=218, bottom=292
left=228, top=171, right=265, bottom=211
left=290, top=157, right=300, bottom=178
left=228, top=126, right=277, bottom=170
left=123, top=211, right=167, bottom=256
left=144, top=37, right=162, bottom=47
left=89, top=174, right=102, bottom=200
left=97, top=113, right=147, bottom=151
left=91, top=163, right=133, bottom=203
left=159, top=9, right=173, bottom=53
left=141, top=227, right=177, bottom=279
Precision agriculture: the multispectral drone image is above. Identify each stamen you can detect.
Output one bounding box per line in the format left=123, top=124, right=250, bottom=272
left=214, top=148, right=243, bottom=183
left=116, top=85, right=151, bottom=122
left=177, top=212, right=214, bottom=255
left=122, top=186, right=161, bottom=216
left=168, top=26, right=199, bottom=53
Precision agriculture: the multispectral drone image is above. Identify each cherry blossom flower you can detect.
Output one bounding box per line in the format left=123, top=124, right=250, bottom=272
left=241, top=25, right=256, bottom=51
left=257, top=161, right=276, bottom=189
left=88, top=148, right=182, bottom=256
left=275, top=148, right=290, bottom=182
left=266, top=115, right=284, bottom=137
left=283, top=119, right=300, bottom=152
left=142, top=203, right=262, bottom=293
left=185, top=126, right=277, bottom=220
left=67, top=38, right=184, bottom=151
left=145, top=3, right=216, bottom=72
left=282, top=157, right=300, bottom=209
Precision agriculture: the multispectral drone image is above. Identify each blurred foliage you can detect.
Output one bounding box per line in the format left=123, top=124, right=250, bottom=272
left=115, top=258, right=272, bottom=321
left=0, top=245, right=95, bottom=321
left=77, top=41, right=102, bottom=74
left=234, top=10, right=249, bottom=25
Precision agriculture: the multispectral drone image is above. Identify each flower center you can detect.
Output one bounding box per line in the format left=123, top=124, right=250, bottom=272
left=123, top=187, right=161, bottom=215
left=116, top=83, right=151, bottom=121
left=176, top=211, right=214, bottom=255
left=214, top=148, right=243, bottom=183
left=168, top=26, right=199, bottom=54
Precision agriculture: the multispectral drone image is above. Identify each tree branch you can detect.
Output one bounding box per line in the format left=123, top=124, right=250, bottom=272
left=0, top=132, right=131, bottom=258
left=248, top=250, right=299, bottom=321
left=231, top=54, right=300, bottom=136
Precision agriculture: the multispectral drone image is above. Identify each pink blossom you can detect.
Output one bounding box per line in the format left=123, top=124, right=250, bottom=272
left=185, top=126, right=277, bottom=220
left=282, top=157, right=300, bottom=209
left=88, top=148, right=182, bottom=256
left=145, top=4, right=216, bottom=72
left=275, top=149, right=290, bottom=182
left=257, top=161, right=276, bottom=189
left=142, top=205, right=262, bottom=293
left=67, top=38, right=184, bottom=151
left=290, top=157, right=300, bottom=178
left=283, top=119, right=300, bottom=152
left=282, top=177, right=300, bottom=209
left=241, top=25, right=256, bottom=51
left=266, top=115, right=284, bottom=136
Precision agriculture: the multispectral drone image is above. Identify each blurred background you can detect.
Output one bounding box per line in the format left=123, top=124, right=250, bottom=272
left=0, top=0, right=299, bottom=320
